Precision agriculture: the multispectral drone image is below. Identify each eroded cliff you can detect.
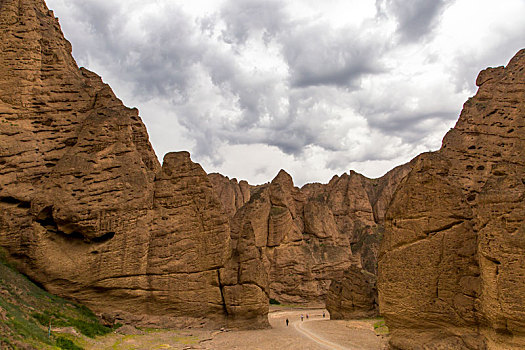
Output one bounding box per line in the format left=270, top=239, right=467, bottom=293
left=378, top=49, right=525, bottom=349
left=223, top=164, right=411, bottom=305
left=0, top=0, right=267, bottom=328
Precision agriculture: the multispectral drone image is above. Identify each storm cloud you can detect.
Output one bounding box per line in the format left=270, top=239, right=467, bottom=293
left=46, top=0, right=525, bottom=185
left=376, top=0, right=454, bottom=42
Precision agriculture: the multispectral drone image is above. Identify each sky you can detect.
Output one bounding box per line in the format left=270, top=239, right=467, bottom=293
left=45, top=0, right=525, bottom=186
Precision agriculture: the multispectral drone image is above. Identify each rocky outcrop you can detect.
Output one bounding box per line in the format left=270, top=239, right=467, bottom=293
left=227, top=170, right=343, bottom=304
left=226, top=164, right=411, bottom=305
left=325, top=265, right=378, bottom=319
left=378, top=49, right=525, bottom=349
left=304, top=164, right=412, bottom=276
left=0, top=0, right=266, bottom=328
left=208, top=173, right=251, bottom=218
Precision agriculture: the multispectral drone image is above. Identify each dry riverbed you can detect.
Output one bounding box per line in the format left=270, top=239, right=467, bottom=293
left=76, top=307, right=388, bottom=350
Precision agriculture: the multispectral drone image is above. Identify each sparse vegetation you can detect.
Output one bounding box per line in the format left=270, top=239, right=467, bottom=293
left=56, top=336, right=83, bottom=350
left=0, top=247, right=112, bottom=348
left=373, top=319, right=389, bottom=335
left=32, top=309, right=113, bottom=338
left=172, top=334, right=199, bottom=345
left=269, top=298, right=281, bottom=305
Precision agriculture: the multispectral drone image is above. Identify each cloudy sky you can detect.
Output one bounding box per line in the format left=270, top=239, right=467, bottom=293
left=45, top=0, right=525, bottom=186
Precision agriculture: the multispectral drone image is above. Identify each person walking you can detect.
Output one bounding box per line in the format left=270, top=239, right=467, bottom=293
left=300, top=314, right=304, bottom=321
left=286, top=318, right=289, bottom=326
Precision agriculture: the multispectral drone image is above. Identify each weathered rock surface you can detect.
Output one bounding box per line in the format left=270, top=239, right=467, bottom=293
left=325, top=265, right=378, bottom=320
left=225, top=164, right=411, bottom=305
left=208, top=173, right=251, bottom=218
left=378, top=49, right=525, bottom=349
left=304, top=164, right=412, bottom=276
left=0, top=0, right=266, bottom=328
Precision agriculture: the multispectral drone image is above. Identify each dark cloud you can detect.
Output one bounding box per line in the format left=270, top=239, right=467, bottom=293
left=220, top=0, right=288, bottom=45
left=281, top=24, right=385, bottom=87
left=369, top=111, right=457, bottom=143
left=376, top=0, right=453, bottom=42
left=451, top=39, right=525, bottom=93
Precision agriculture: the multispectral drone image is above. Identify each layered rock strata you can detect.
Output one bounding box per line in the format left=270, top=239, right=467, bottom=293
left=0, top=0, right=267, bottom=328
left=378, top=50, right=525, bottom=349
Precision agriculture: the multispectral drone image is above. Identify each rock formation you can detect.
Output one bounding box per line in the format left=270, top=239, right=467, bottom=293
left=378, top=49, right=525, bottom=349
left=0, top=0, right=267, bottom=328
left=208, top=173, right=251, bottom=218
left=225, top=164, right=411, bottom=305
left=325, top=265, right=378, bottom=320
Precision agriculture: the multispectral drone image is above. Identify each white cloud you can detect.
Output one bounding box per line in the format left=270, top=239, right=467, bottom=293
left=45, top=0, right=525, bottom=186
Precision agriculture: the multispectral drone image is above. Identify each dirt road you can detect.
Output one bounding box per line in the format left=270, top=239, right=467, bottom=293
left=207, top=307, right=387, bottom=350
left=81, top=307, right=387, bottom=349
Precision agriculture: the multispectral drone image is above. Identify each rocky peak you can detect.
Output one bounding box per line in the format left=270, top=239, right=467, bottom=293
left=208, top=172, right=251, bottom=218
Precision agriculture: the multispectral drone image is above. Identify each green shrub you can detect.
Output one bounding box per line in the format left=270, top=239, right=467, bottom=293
left=269, top=298, right=280, bottom=305
left=56, top=336, right=83, bottom=350
left=32, top=311, right=112, bottom=338
left=67, top=318, right=111, bottom=338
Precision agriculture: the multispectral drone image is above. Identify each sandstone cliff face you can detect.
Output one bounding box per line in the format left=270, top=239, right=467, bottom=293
left=208, top=173, right=251, bottom=218
left=225, top=164, right=411, bottom=305
left=228, top=170, right=346, bottom=304
left=378, top=50, right=525, bottom=349
left=325, top=265, right=378, bottom=320
left=0, top=0, right=267, bottom=328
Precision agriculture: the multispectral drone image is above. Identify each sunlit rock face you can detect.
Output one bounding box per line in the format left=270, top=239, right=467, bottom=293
left=0, top=0, right=267, bottom=329
left=378, top=49, right=525, bottom=350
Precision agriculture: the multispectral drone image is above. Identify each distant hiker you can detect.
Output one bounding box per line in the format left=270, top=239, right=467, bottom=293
left=323, top=311, right=325, bottom=318
left=301, top=314, right=304, bottom=321
left=286, top=318, right=289, bottom=326
left=306, top=314, right=309, bottom=319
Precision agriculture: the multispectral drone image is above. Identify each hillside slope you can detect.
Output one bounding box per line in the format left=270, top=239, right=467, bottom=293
left=0, top=248, right=115, bottom=349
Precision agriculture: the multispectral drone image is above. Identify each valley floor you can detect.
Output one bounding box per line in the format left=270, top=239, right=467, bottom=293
left=80, top=307, right=388, bottom=350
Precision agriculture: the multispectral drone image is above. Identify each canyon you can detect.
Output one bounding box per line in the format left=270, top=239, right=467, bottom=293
left=0, top=1, right=523, bottom=349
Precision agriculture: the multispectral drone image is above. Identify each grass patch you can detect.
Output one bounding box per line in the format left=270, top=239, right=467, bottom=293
left=0, top=298, right=51, bottom=345
left=0, top=249, right=112, bottom=348
left=373, top=319, right=389, bottom=335
left=32, top=309, right=113, bottom=338
left=56, top=336, right=83, bottom=350
left=0, top=337, right=15, bottom=349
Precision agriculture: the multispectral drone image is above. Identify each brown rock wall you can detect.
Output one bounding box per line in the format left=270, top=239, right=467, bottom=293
left=378, top=49, right=525, bottom=349
left=225, top=164, right=411, bottom=305
left=0, top=0, right=265, bottom=328
left=208, top=173, right=251, bottom=218
left=325, top=265, right=378, bottom=320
